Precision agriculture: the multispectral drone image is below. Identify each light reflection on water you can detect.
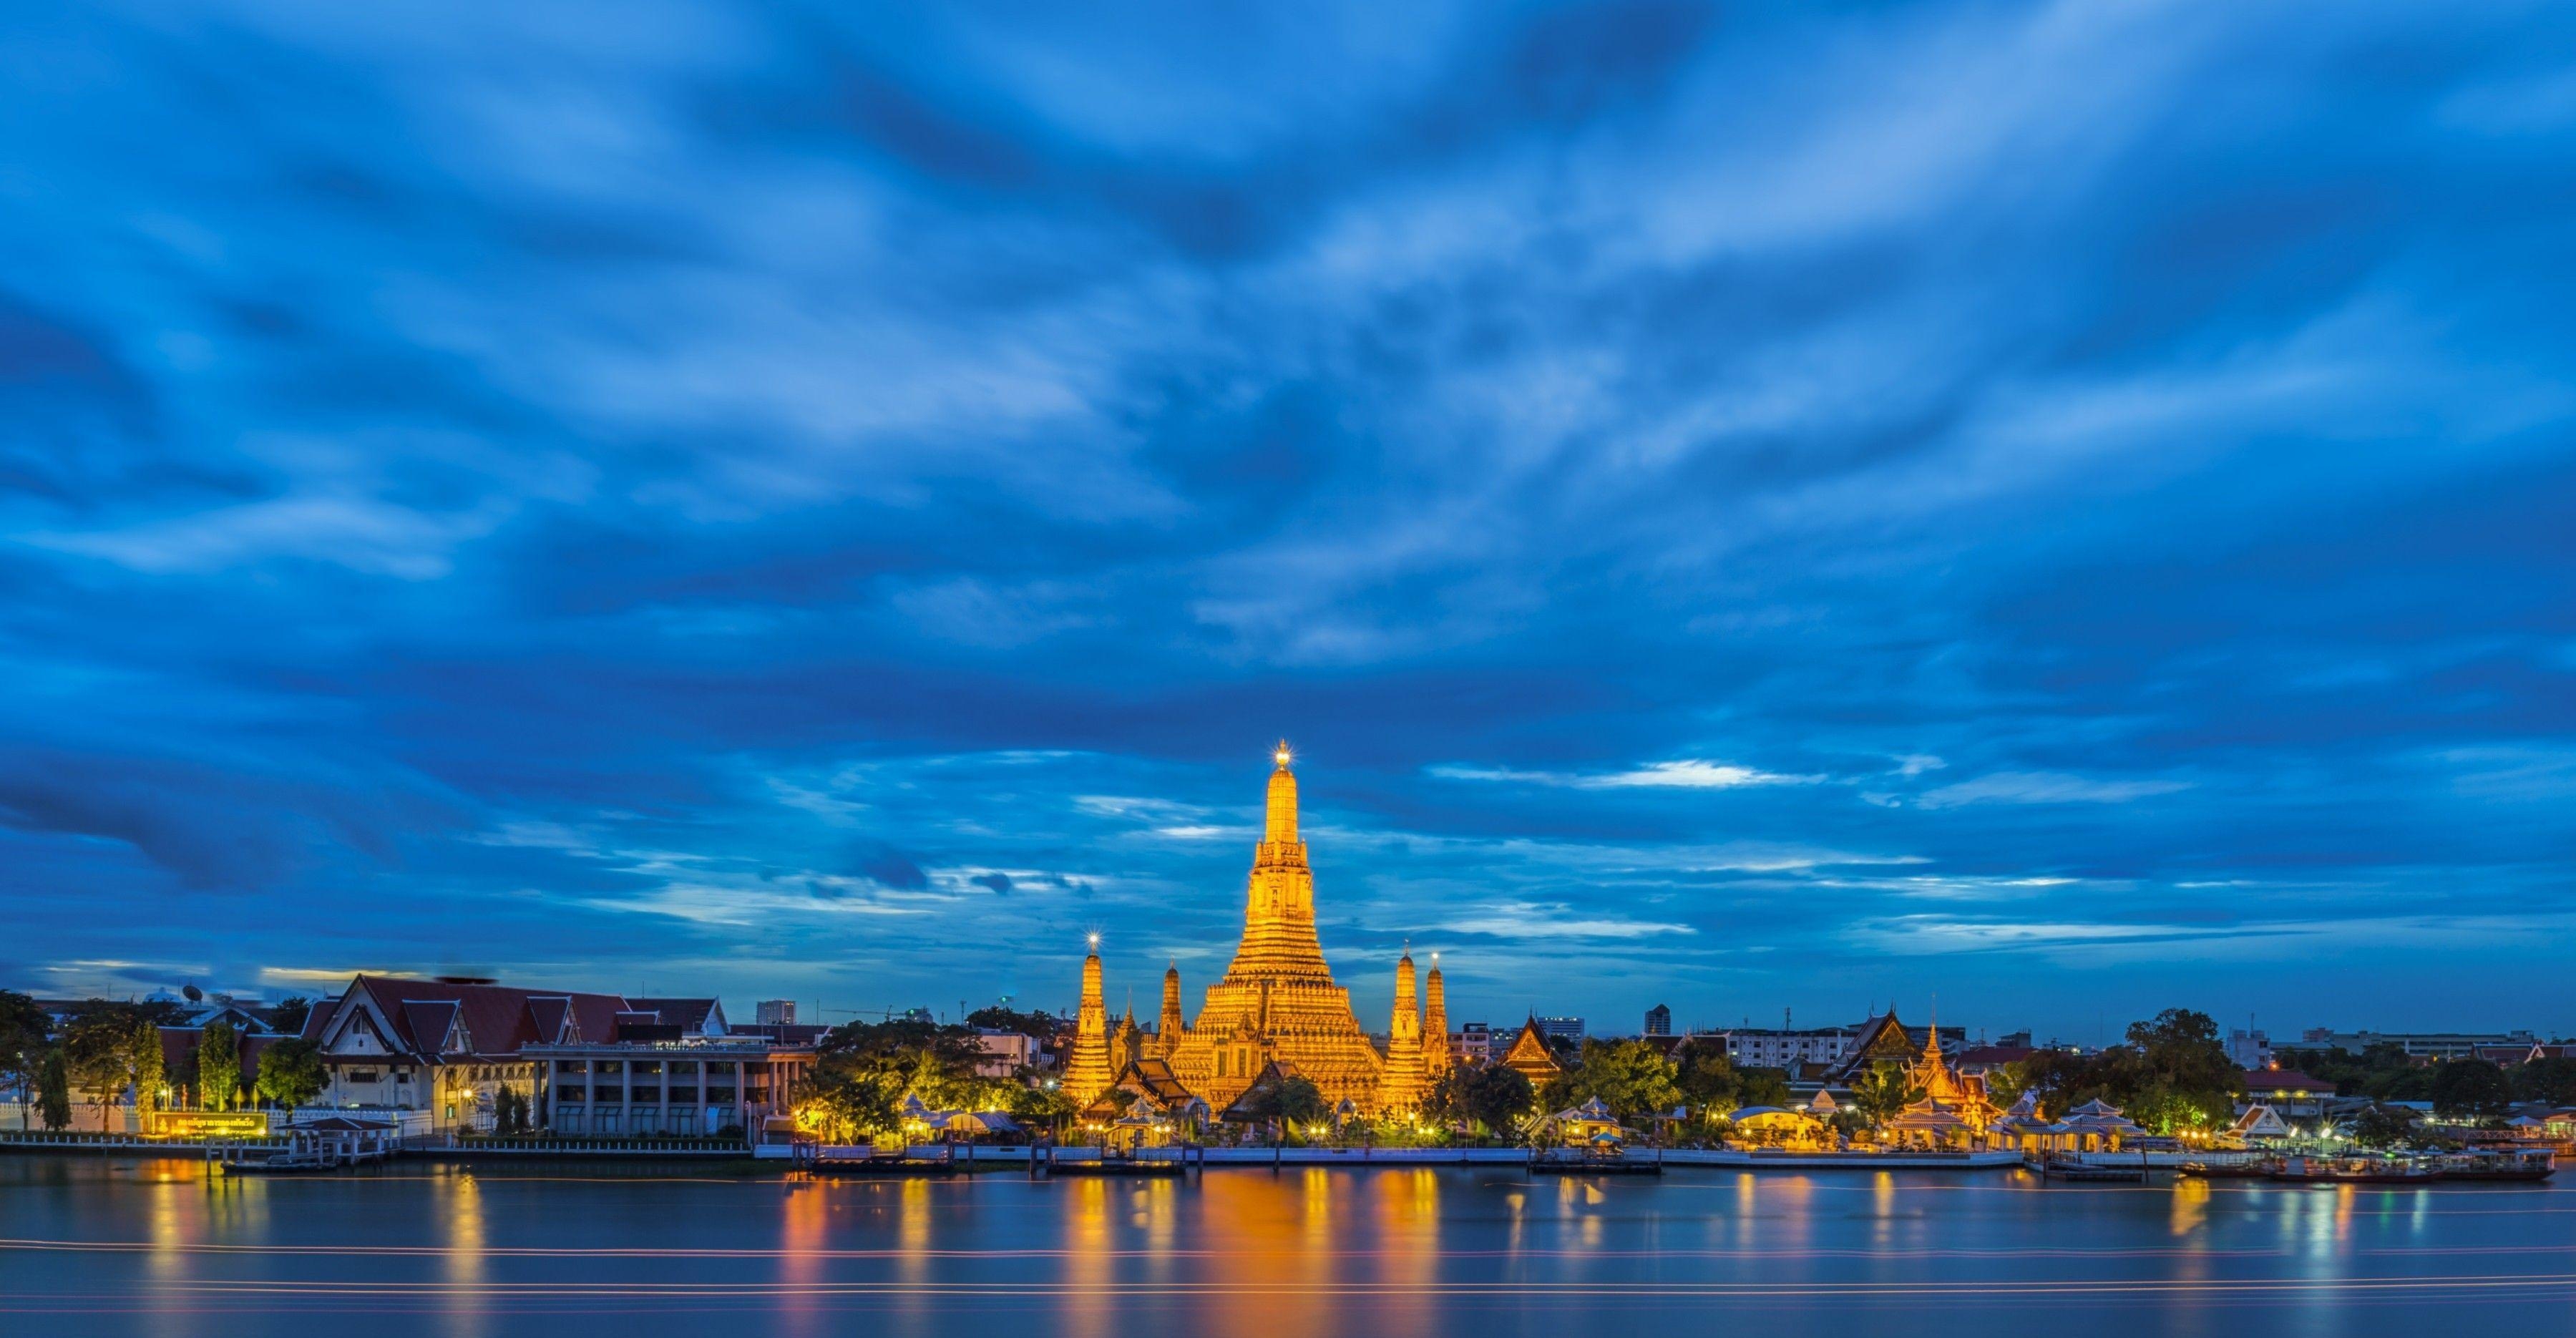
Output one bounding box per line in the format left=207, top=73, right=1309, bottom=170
left=6, top=1158, right=2576, bottom=1338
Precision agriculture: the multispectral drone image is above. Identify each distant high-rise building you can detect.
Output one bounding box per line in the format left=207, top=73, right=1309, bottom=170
left=1537, top=1015, right=1585, bottom=1042
left=1458, top=1022, right=1493, bottom=1064
left=1644, top=1004, right=1672, bottom=1037
left=756, top=1000, right=796, bottom=1026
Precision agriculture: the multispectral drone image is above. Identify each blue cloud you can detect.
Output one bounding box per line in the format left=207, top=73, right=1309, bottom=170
left=2, top=1, right=2573, bottom=1037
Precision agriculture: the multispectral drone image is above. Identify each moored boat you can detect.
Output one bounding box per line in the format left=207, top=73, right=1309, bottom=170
left=2268, top=1153, right=2434, bottom=1184
left=2431, top=1148, right=2555, bottom=1182
left=2178, top=1159, right=2272, bottom=1179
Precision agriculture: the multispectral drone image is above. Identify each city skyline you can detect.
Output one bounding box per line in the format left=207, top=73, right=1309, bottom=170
left=7, top=4, right=2576, bottom=1035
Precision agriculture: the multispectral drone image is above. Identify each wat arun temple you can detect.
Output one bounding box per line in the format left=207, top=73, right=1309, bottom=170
left=1060, top=744, right=1450, bottom=1117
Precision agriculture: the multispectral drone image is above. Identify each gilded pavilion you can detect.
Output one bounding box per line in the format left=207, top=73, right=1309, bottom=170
left=1062, top=744, right=1452, bottom=1116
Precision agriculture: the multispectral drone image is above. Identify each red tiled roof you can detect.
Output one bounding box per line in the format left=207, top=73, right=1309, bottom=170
left=325, top=976, right=632, bottom=1065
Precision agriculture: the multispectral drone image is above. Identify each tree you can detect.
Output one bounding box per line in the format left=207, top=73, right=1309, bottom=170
left=1544, top=1039, right=1683, bottom=1123
left=2000, top=1050, right=2092, bottom=1118
left=1426, top=1063, right=1535, bottom=1138
left=2431, top=1060, right=2514, bottom=1120
left=964, top=1006, right=1062, bottom=1039
left=1735, top=1066, right=1793, bottom=1110
left=197, top=1020, right=243, bottom=1112
left=787, top=1066, right=902, bottom=1143
left=2516, top=1057, right=2576, bottom=1106
left=0, top=991, right=48, bottom=1130
left=2349, top=1103, right=2419, bottom=1150
left=36, top=1047, right=72, bottom=1131
left=1008, top=1083, right=1078, bottom=1138
left=268, top=996, right=313, bottom=1036
left=63, top=1003, right=156, bottom=1130
left=1848, top=1061, right=1926, bottom=1128
left=253, top=1037, right=326, bottom=1110
left=130, top=1016, right=165, bottom=1114
left=1672, top=1042, right=1740, bottom=1120
left=1236, top=1075, right=1331, bottom=1133
left=2101, top=1009, right=2244, bottom=1135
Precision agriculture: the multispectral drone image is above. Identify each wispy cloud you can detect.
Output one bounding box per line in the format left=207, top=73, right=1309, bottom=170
left=1913, top=771, right=2191, bottom=809
left=1429, top=759, right=1822, bottom=789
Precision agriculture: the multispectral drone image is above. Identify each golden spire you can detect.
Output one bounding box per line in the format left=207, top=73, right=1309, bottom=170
left=1063, top=936, right=1113, bottom=1106
left=1264, top=740, right=1298, bottom=845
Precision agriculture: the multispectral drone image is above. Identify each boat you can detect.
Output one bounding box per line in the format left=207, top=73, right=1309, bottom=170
left=2024, top=1156, right=2145, bottom=1183
left=2267, top=1153, right=2435, bottom=1185
left=2431, top=1149, right=2555, bottom=1183
left=1530, top=1147, right=1664, bottom=1176
left=218, top=1150, right=351, bottom=1175
left=2177, top=1159, right=2273, bottom=1179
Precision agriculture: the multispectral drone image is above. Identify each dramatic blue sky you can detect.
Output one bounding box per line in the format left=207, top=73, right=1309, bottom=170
left=4, top=1, right=2573, bottom=1042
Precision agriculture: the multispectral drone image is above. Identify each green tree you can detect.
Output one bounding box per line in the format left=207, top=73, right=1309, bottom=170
left=2514, top=1057, right=2576, bottom=1106
left=2100, top=1009, right=2244, bottom=1134
left=786, top=1065, right=902, bottom=1143
left=1236, top=1075, right=1331, bottom=1133
left=1008, top=1083, right=1078, bottom=1138
left=2431, top=1060, right=2514, bottom=1120
left=1735, top=1066, right=1793, bottom=1110
left=1543, top=1039, right=1683, bottom=1123
left=964, top=1007, right=1063, bottom=1038
left=2000, top=1050, right=2092, bottom=1118
left=1848, top=1061, right=1926, bottom=1128
left=268, top=996, right=313, bottom=1036
left=2349, top=1103, right=2418, bottom=1150
left=0, top=991, right=49, bottom=1130
left=197, top=1020, right=242, bottom=1111
left=130, top=1016, right=165, bottom=1113
left=36, top=1047, right=72, bottom=1131
left=1672, top=1042, right=1738, bottom=1110
left=252, top=1037, right=327, bottom=1110
left=1426, top=1063, right=1535, bottom=1137
left=63, top=1003, right=155, bottom=1129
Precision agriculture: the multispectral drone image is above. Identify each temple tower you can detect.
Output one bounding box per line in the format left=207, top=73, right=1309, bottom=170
left=1168, top=743, right=1385, bottom=1110
left=1380, top=949, right=1426, bottom=1113
left=1423, top=954, right=1452, bottom=1075
left=1156, top=963, right=1186, bottom=1057
left=1062, top=937, right=1113, bottom=1107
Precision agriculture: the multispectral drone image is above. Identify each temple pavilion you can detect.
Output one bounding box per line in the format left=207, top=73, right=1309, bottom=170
left=1063, top=744, right=1452, bottom=1117
left=1879, top=1014, right=2005, bottom=1149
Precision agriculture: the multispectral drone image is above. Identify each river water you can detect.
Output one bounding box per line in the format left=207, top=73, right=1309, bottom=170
left=1, top=1157, right=2568, bottom=1336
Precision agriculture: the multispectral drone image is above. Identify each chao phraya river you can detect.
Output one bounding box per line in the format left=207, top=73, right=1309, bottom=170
left=4, top=1157, right=2572, bottom=1336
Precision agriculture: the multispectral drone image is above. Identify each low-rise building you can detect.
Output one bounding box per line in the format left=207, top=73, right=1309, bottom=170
left=2296, top=1028, right=2537, bottom=1061
left=970, top=1028, right=1040, bottom=1077
left=1714, top=1025, right=1863, bottom=1071
left=299, top=975, right=798, bottom=1136
left=2243, top=1069, right=2337, bottom=1119
left=532, top=1035, right=812, bottom=1137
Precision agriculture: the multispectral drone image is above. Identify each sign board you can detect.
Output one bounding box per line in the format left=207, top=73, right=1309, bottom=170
left=145, top=1110, right=273, bottom=1139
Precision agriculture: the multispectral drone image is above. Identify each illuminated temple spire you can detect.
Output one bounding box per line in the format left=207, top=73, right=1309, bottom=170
left=1422, top=952, right=1452, bottom=1075
left=1062, top=934, right=1113, bottom=1107
left=1168, top=742, right=1385, bottom=1110
left=1156, top=962, right=1185, bottom=1056
left=1380, top=947, right=1426, bottom=1113
left=1229, top=741, right=1332, bottom=980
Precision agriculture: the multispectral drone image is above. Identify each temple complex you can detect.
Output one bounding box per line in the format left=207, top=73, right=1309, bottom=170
left=1066, top=744, right=1441, bottom=1115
